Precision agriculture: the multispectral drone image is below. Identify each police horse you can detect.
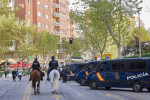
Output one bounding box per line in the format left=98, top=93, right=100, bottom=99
left=31, top=70, right=41, bottom=95
left=49, top=69, right=60, bottom=94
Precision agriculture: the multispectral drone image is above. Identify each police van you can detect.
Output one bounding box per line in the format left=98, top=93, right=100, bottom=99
left=75, top=60, right=101, bottom=86
left=65, top=62, right=87, bottom=80
left=86, top=58, right=150, bottom=92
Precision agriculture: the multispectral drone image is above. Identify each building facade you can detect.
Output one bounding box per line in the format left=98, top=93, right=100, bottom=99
left=0, top=0, right=72, bottom=67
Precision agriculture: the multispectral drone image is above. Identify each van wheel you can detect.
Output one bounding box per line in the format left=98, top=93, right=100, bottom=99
left=147, top=88, right=150, bottom=91
left=79, top=78, right=85, bottom=86
left=105, top=87, right=111, bottom=90
left=90, top=81, right=98, bottom=90
left=132, top=82, right=143, bottom=92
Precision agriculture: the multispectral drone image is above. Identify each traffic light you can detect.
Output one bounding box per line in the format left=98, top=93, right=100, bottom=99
left=95, top=55, right=97, bottom=60
left=69, top=38, right=73, bottom=44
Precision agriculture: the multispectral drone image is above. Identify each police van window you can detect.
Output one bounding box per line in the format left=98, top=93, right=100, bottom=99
left=70, top=65, right=76, bottom=71
left=128, top=60, right=147, bottom=72
left=78, top=64, right=86, bottom=71
left=97, top=62, right=107, bottom=72
left=110, top=61, right=126, bottom=72
left=87, top=63, right=94, bottom=70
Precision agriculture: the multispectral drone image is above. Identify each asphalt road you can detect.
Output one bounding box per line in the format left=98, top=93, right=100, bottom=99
left=0, top=75, right=150, bottom=100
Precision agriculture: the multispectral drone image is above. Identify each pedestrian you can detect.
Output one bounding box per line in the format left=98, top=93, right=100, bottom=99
left=47, top=56, right=58, bottom=81
left=62, top=66, right=67, bottom=83
left=12, top=69, right=17, bottom=81
left=5, top=69, right=7, bottom=78
left=29, top=57, right=44, bottom=81
left=18, top=68, right=22, bottom=81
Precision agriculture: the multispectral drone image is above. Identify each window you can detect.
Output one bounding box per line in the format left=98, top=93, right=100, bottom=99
left=110, top=61, right=126, bottom=72
left=38, top=22, right=41, bottom=27
left=45, top=5, right=48, bottom=9
left=28, top=10, right=31, bottom=15
left=87, top=63, right=94, bottom=70
left=45, top=14, right=49, bottom=19
left=46, top=25, right=49, bottom=29
left=128, top=60, right=148, bottom=72
left=37, top=1, right=40, bottom=7
left=38, top=12, right=41, bottom=17
left=97, top=62, right=107, bottom=72
left=78, top=64, right=86, bottom=71
left=28, top=0, right=30, bottom=4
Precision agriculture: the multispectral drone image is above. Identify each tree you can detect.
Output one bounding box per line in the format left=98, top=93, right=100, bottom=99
left=122, top=26, right=150, bottom=56
left=0, top=0, right=12, bottom=16
left=70, top=10, right=108, bottom=60
left=34, top=31, right=59, bottom=67
left=79, top=0, right=142, bottom=58
left=62, top=37, right=84, bottom=62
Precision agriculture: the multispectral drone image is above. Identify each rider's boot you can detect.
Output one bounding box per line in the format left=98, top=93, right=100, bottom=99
left=41, top=76, right=43, bottom=81
left=29, top=75, right=31, bottom=81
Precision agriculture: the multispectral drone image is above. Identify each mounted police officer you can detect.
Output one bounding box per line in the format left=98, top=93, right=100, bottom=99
left=47, top=56, right=58, bottom=81
left=29, top=57, right=44, bottom=81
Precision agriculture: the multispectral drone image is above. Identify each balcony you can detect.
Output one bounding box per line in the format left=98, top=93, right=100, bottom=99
left=52, top=12, right=60, bottom=18
left=53, top=22, right=60, bottom=26
left=53, top=31, right=60, bottom=35
left=9, top=46, right=16, bottom=51
left=52, top=3, right=59, bottom=8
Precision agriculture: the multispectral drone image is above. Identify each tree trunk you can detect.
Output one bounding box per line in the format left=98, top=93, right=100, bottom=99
left=117, top=45, right=122, bottom=59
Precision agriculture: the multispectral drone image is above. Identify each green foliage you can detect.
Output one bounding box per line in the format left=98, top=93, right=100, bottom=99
left=35, top=31, right=59, bottom=56
left=0, top=0, right=12, bottom=16
left=62, top=38, right=83, bottom=58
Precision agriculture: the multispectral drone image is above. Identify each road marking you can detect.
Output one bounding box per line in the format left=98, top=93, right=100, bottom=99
left=61, top=83, right=83, bottom=96
left=106, top=94, right=124, bottom=100
left=23, top=83, right=31, bottom=100
left=27, top=85, right=32, bottom=100
left=52, top=95, right=62, bottom=100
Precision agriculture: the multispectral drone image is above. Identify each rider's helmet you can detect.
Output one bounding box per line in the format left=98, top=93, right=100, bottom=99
left=34, top=57, right=38, bottom=60
left=51, top=56, right=55, bottom=60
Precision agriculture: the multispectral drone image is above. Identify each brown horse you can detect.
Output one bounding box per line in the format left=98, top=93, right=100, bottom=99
left=31, top=70, right=41, bottom=95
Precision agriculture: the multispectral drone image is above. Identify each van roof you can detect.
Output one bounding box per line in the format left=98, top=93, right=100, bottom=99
left=102, top=58, right=150, bottom=62
left=66, top=62, right=88, bottom=66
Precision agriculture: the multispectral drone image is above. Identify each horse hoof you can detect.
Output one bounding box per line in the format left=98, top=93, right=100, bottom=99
left=34, top=93, right=36, bottom=95
left=38, top=92, right=40, bottom=94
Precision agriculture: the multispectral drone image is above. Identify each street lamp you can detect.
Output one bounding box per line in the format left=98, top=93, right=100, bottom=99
left=138, top=12, right=141, bottom=58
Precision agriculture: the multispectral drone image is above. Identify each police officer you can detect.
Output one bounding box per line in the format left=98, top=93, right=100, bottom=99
left=47, top=56, right=58, bottom=80
left=29, top=57, right=43, bottom=81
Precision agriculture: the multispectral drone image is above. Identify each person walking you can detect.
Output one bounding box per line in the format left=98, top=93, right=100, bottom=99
left=18, top=68, right=22, bottom=81
left=47, top=56, right=58, bottom=80
left=12, top=69, right=17, bottom=81
left=62, top=66, right=67, bottom=83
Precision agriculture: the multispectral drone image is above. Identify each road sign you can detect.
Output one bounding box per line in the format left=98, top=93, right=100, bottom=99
left=102, top=54, right=111, bottom=60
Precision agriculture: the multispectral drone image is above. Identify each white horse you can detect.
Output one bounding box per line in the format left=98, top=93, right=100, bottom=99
left=49, top=69, right=60, bottom=94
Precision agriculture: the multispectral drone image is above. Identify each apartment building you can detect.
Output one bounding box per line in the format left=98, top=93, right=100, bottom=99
left=0, top=0, right=72, bottom=67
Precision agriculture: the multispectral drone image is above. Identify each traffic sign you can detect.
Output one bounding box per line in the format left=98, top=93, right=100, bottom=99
left=102, top=54, right=111, bottom=60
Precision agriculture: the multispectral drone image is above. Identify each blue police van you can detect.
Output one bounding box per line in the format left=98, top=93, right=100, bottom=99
left=65, top=62, right=87, bottom=80
left=86, top=58, right=150, bottom=92
left=75, top=60, right=101, bottom=86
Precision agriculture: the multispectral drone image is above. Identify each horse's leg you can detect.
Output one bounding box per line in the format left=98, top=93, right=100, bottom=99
left=50, top=71, right=54, bottom=92
left=55, top=71, right=60, bottom=93
left=37, top=81, right=40, bottom=94
left=34, top=83, right=36, bottom=95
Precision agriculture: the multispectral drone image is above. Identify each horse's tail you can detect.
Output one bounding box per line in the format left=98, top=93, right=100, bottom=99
left=32, top=71, right=37, bottom=88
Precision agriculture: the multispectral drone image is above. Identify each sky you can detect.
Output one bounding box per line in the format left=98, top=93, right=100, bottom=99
left=69, top=0, right=150, bottom=30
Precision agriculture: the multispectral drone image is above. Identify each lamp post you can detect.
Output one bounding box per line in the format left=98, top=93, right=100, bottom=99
left=138, top=12, right=141, bottom=58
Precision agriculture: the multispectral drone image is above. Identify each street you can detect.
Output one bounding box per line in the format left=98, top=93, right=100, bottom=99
left=0, top=76, right=150, bottom=100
